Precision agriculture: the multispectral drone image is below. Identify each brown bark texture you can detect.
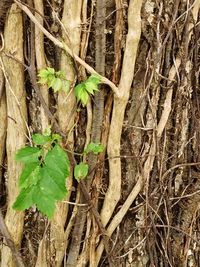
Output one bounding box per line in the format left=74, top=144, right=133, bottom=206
left=0, top=0, right=200, bottom=266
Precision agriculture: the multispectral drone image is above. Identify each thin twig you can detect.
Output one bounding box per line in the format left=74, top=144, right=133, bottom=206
left=161, top=162, right=200, bottom=181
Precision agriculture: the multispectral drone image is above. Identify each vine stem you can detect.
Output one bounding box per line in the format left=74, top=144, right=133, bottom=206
left=14, top=0, right=120, bottom=97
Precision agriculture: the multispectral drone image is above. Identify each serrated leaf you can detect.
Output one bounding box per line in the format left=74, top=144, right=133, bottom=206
left=15, top=147, right=41, bottom=164
left=47, top=67, right=55, bottom=75
left=39, top=166, right=67, bottom=200
left=32, top=133, right=52, bottom=145
left=85, top=81, right=99, bottom=95
left=74, top=83, right=89, bottom=106
left=13, top=186, right=35, bottom=211
left=45, top=144, right=70, bottom=178
left=19, top=163, right=40, bottom=190
left=13, top=142, right=71, bottom=219
left=47, top=76, right=56, bottom=88
left=52, top=78, right=63, bottom=92
left=56, top=70, right=65, bottom=79
left=38, top=77, right=48, bottom=85
left=74, top=162, right=89, bottom=181
left=38, top=69, right=49, bottom=78
left=74, top=83, right=85, bottom=97
left=87, top=74, right=101, bottom=84
left=43, top=126, right=52, bottom=136
left=33, top=187, right=55, bottom=219
left=80, top=90, right=89, bottom=106
left=84, top=142, right=104, bottom=155
left=52, top=134, right=62, bottom=143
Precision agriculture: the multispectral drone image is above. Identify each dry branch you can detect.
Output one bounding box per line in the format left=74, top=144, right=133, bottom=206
left=100, top=0, right=142, bottom=227
left=59, top=1, right=82, bottom=266
left=34, top=0, right=49, bottom=131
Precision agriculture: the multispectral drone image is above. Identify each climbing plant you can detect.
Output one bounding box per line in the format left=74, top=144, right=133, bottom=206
left=13, top=67, right=104, bottom=219
left=38, top=67, right=101, bottom=106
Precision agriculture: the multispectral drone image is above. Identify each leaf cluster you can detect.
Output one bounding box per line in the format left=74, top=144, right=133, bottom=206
left=13, top=132, right=70, bottom=219
left=74, top=74, right=101, bottom=106
left=38, top=67, right=70, bottom=93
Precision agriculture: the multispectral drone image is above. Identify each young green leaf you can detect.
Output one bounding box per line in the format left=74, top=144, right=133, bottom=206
left=13, top=186, right=35, bottom=211
left=52, top=134, right=62, bottom=143
left=74, top=83, right=89, bottom=106
left=38, top=69, right=49, bottom=78
left=38, top=77, right=49, bottom=85
left=55, top=70, right=65, bottom=78
left=74, top=83, right=85, bottom=97
left=38, top=68, right=70, bottom=94
left=39, top=166, right=67, bottom=200
left=87, top=74, right=101, bottom=84
left=74, top=162, right=89, bottom=181
left=33, top=187, right=55, bottom=219
left=84, top=74, right=101, bottom=94
left=47, top=67, right=55, bottom=75
left=47, top=76, right=56, bottom=88
left=13, top=135, right=71, bottom=219
left=84, top=81, right=99, bottom=95
left=32, top=133, right=52, bottom=145
left=84, top=142, right=104, bottom=155
left=52, top=78, right=63, bottom=92
left=19, top=163, right=40, bottom=190
left=43, top=126, right=52, bottom=136
left=45, top=144, right=70, bottom=178
left=15, top=147, right=41, bottom=164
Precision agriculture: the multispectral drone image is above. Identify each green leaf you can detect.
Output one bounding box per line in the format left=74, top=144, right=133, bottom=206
left=80, top=90, right=89, bottom=106
left=32, top=133, right=52, bottom=145
left=15, top=147, right=41, bottom=164
left=74, top=83, right=85, bottom=97
left=38, top=69, right=50, bottom=78
left=74, top=83, right=89, bottom=106
left=52, top=134, right=62, bottom=143
left=74, top=162, right=89, bottom=181
left=38, top=77, right=48, bottom=85
left=39, top=166, right=67, bottom=200
left=33, top=187, right=55, bottom=219
left=52, top=78, right=63, bottom=92
left=85, top=81, right=99, bottom=95
left=13, top=141, right=71, bottom=219
left=13, top=186, right=35, bottom=211
left=45, top=144, right=70, bottom=178
left=43, top=126, right=52, bottom=136
left=19, top=163, right=40, bottom=190
left=47, top=76, right=56, bottom=88
left=84, top=142, right=104, bottom=155
left=47, top=67, right=55, bottom=75
left=56, top=70, right=65, bottom=79
left=87, top=74, right=101, bottom=84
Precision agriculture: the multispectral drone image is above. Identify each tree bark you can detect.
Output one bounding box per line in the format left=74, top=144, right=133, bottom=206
left=0, top=4, right=27, bottom=266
